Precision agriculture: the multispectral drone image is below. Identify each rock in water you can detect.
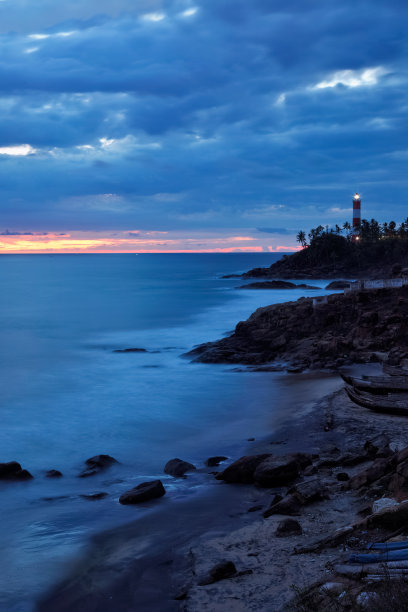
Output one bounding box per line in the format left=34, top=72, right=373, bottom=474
left=79, top=454, right=119, bottom=478
left=119, top=480, right=166, bottom=505
left=45, top=469, right=63, bottom=478
left=113, top=348, right=147, bottom=353
left=205, top=456, right=228, bottom=467
left=164, top=458, right=196, bottom=477
left=80, top=492, right=108, bottom=501
left=0, top=461, right=33, bottom=481
left=275, top=519, right=303, bottom=537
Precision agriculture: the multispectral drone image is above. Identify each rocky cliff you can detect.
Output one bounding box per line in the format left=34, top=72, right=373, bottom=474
left=187, top=287, right=408, bottom=370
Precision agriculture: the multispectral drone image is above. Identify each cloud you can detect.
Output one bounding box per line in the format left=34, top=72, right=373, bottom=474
left=0, top=0, right=406, bottom=240
left=256, top=227, right=293, bottom=235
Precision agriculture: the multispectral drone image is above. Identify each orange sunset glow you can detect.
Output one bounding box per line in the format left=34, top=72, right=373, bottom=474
left=0, top=231, right=301, bottom=254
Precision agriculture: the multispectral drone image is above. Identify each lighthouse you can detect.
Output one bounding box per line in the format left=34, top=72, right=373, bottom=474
left=352, top=192, right=361, bottom=240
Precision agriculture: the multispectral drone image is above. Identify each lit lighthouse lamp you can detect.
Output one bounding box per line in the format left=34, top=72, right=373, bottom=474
left=352, top=192, right=361, bottom=241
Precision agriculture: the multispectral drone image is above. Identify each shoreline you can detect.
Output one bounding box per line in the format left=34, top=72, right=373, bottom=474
left=38, top=369, right=408, bottom=611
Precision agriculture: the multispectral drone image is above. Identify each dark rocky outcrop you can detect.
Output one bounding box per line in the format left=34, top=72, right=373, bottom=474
left=164, top=458, right=196, bottom=478
left=205, top=456, right=228, bottom=467
left=186, top=286, right=408, bottom=369
left=239, top=281, right=319, bottom=290
left=0, top=461, right=33, bottom=481
left=45, top=469, right=63, bottom=478
left=119, top=480, right=166, bottom=505
left=79, top=455, right=119, bottom=478
left=275, top=518, right=303, bottom=537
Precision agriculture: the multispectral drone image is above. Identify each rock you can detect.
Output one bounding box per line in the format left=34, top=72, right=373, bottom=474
left=253, top=453, right=313, bottom=488
left=80, top=492, right=108, bottom=500
left=348, top=455, right=397, bottom=490
left=364, top=434, right=391, bottom=457
left=275, top=518, right=302, bottom=537
left=119, top=480, right=166, bottom=505
left=366, top=501, right=408, bottom=530
left=239, top=281, right=319, bottom=290
left=337, top=472, right=349, bottom=482
left=198, top=561, right=237, bottom=585
left=216, top=454, right=271, bottom=484
left=45, top=469, right=63, bottom=478
left=325, top=281, right=350, bottom=290
left=113, top=348, right=147, bottom=353
left=287, top=479, right=329, bottom=504
left=264, top=494, right=302, bottom=517
left=205, top=456, right=228, bottom=467
left=0, top=461, right=33, bottom=481
left=372, top=497, right=399, bottom=514
left=247, top=438, right=255, bottom=442
left=79, top=454, right=119, bottom=478
left=164, top=458, right=196, bottom=478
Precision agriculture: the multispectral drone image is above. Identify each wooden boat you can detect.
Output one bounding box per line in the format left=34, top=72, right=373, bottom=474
left=346, top=386, right=408, bottom=415
left=382, top=362, right=408, bottom=377
left=341, top=372, right=408, bottom=393
left=345, top=386, right=408, bottom=416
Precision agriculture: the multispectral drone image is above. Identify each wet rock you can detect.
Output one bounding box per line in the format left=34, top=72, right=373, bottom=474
left=364, top=434, right=391, bottom=458
left=164, top=458, right=196, bottom=478
left=113, top=348, right=147, bottom=353
left=198, top=561, right=237, bottom=585
left=45, top=470, right=63, bottom=478
left=337, top=472, right=350, bottom=482
left=0, top=461, right=33, bottom=481
left=216, top=454, right=271, bottom=484
left=205, top=456, right=228, bottom=467
left=79, top=454, right=119, bottom=478
left=275, top=518, right=302, bottom=537
left=80, top=492, right=108, bottom=501
left=119, top=480, right=166, bottom=505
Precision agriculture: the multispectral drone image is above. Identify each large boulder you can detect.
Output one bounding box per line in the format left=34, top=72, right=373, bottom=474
left=119, top=480, right=166, bottom=505
left=216, top=454, right=271, bottom=484
left=164, top=458, right=196, bottom=478
left=253, top=453, right=314, bottom=488
left=0, top=461, right=33, bottom=481
left=79, top=454, right=119, bottom=478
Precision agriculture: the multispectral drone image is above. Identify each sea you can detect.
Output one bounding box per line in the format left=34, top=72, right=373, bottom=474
left=0, top=253, right=344, bottom=610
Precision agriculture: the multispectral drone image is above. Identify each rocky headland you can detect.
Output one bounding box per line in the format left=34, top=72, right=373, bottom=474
left=188, top=286, right=408, bottom=371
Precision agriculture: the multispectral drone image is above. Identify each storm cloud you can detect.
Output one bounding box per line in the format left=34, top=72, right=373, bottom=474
left=0, top=0, right=406, bottom=243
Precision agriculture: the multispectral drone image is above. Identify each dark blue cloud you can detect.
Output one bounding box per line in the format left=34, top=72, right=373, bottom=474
left=0, top=0, right=406, bottom=234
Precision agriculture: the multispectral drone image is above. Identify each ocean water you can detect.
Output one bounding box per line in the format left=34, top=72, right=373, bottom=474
left=0, top=254, right=343, bottom=610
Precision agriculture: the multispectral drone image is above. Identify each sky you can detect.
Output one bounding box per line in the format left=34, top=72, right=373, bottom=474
left=0, top=0, right=407, bottom=253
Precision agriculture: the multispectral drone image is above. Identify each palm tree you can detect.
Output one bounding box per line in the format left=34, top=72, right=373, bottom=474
left=296, top=230, right=307, bottom=247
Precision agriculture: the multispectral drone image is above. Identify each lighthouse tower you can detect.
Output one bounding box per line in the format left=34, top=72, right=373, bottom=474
left=352, top=193, right=361, bottom=240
